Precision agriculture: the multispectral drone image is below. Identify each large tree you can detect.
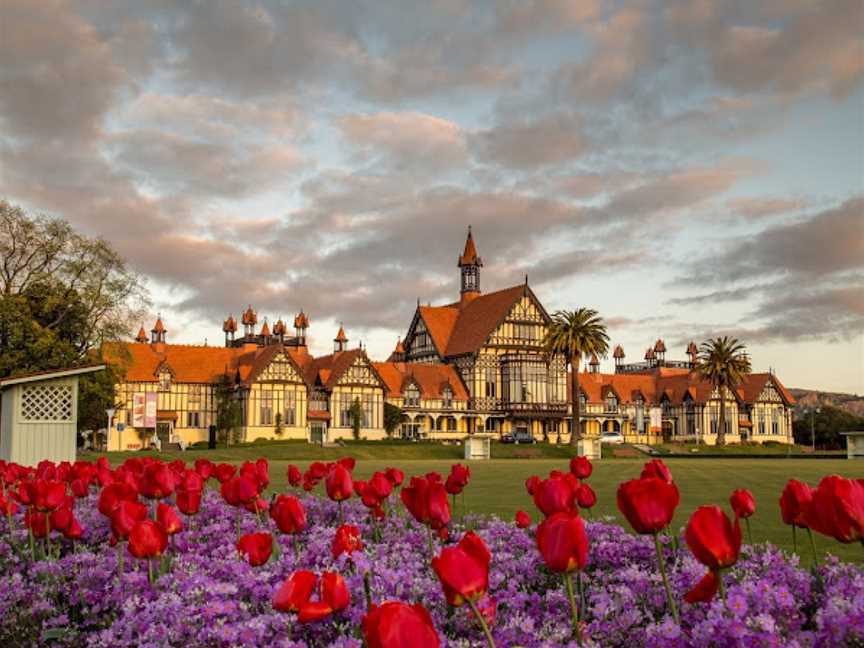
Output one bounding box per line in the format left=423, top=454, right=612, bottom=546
left=695, top=336, right=751, bottom=446
left=0, top=201, right=147, bottom=429
left=543, top=308, right=609, bottom=446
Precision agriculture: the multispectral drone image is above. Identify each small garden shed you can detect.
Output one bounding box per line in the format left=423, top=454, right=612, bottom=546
left=0, top=365, right=104, bottom=467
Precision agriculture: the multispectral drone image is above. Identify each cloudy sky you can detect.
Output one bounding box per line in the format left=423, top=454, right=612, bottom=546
left=1, top=0, right=862, bottom=392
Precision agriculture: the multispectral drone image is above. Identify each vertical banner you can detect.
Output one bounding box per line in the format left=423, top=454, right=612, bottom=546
left=649, top=406, right=662, bottom=432
left=132, top=393, right=145, bottom=427
left=144, top=392, right=157, bottom=428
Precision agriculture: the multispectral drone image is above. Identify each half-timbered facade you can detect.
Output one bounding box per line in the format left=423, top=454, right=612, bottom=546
left=105, top=229, right=795, bottom=449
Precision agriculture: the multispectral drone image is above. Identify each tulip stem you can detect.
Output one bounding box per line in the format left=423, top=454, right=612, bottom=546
left=148, top=559, right=154, bottom=585
left=338, top=500, right=344, bottom=525
left=563, top=572, right=583, bottom=646
left=717, top=570, right=725, bottom=598
left=235, top=508, right=241, bottom=543
left=792, top=525, right=798, bottom=555
left=117, top=542, right=124, bottom=578
left=293, top=535, right=301, bottom=564
left=363, top=570, right=373, bottom=611
left=466, top=597, right=496, bottom=648
left=744, top=518, right=752, bottom=545
left=806, top=527, right=819, bottom=566
left=653, top=533, right=680, bottom=625
left=427, top=525, right=435, bottom=558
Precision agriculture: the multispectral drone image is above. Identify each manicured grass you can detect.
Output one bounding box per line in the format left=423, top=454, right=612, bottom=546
left=84, top=444, right=864, bottom=565
left=654, top=442, right=845, bottom=457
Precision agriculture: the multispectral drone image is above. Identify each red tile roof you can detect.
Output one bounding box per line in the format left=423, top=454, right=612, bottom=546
left=373, top=362, right=469, bottom=400
left=135, top=326, right=148, bottom=343
left=445, top=284, right=527, bottom=356
left=334, top=325, right=348, bottom=342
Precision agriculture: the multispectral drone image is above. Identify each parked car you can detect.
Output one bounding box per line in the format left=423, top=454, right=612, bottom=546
left=500, top=429, right=536, bottom=444
left=600, top=431, right=625, bottom=445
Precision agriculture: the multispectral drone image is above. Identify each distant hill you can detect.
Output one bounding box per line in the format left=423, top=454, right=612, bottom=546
left=789, top=388, right=864, bottom=418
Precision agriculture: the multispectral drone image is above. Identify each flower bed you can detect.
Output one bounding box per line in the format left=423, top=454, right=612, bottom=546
left=0, top=458, right=861, bottom=647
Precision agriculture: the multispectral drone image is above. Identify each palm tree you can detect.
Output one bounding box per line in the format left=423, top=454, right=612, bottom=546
left=695, top=337, right=751, bottom=446
left=543, top=308, right=609, bottom=446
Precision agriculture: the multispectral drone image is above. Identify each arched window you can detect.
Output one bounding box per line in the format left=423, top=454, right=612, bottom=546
left=605, top=392, right=618, bottom=413
left=405, top=383, right=420, bottom=407
left=442, top=387, right=453, bottom=408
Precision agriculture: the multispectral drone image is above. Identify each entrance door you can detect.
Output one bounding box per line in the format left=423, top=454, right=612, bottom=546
left=310, top=422, right=326, bottom=445
left=156, top=421, right=172, bottom=449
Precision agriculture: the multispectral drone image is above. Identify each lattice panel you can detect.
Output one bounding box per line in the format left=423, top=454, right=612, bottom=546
left=20, top=384, right=74, bottom=422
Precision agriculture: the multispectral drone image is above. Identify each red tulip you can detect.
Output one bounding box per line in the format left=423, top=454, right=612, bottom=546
left=686, top=505, right=741, bottom=570
left=0, top=493, right=18, bottom=517
left=110, top=500, right=148, bottom=539
left=287, top=464, right=302, bottom=487
left=532, top=475, right=576, bottom=517
left=806, top=475, right=864, bottom=543
left=156, top=503, right=183, bottom=535
left=308, top=461, right=329, bottom=480
left=270, top=495, right=306, bottom=534
left=525, top=475, right=540, bottom=496
left=570, top=456, right=592, bottom=480
left=273, top=570, right=316, bottom=612
left=445, top=474, right=464, bottom=496
left=298, top=601, right=334, bottom=623
left=237, top=532, right=273, bottom=566
left=780, top=479, right=814, bottom=528
left=363, top=602, right=440, bottom=648
left=320, top=571, right=351, bottom=612
left=401, top=475, right=451, bottom=530
left=139, top=462, right=176, bottom=499
left=325, top=464, right=354, bottom=502
left=641, top=459, right=674, bottom=484
left=385, top=467, right=405, bottom=486
left=684, top=506, right=741, bottom=603
left=49, top=505, right=73, bottom=532
left=536, top=511, right=589, bottom=573
left=515, top=510, right=532, bottom=528
left=25, top=509, right=49, bottom=537
left=332, top=524, right=363, bottom=559
left=616, top=477, right=679, bottom=534
left=98, top=482, right=138, bottom=517
left=194, top=459, right=214, bottom=481
left=338, top=457, right=356, bottom=472
left=128, top=519, right=168, bottom=559
left=729, top=489, right=756, bottom=518
left=178, top=469, right=204, bottom=493
left=33, top=480, right=67, bottom=511
left=431, top=531, right=490, bottom=606
left=213, top=463, right=237, bottom=483
left=70, top=478, right=89, bottom=498
left=176, top=489, right=202, bottom=516
left=369, top=472, right=394, bottom=501
left=576, top=483, right=597, bottom=510
left=448, top=464, right=471, bottom=489
left=221, top=475, right=259, bottom=506
left=64, top=515, right=83, bottom=539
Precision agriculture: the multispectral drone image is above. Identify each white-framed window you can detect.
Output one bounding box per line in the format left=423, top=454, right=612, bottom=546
left=283, top=390, right=296, bottom=426
left=158, top=372, right=171, bottom=392
left=404, top=384, right=420, bottom=407
left=605, top=392, right=618, bottom=413
left=484, top=366, right=496, bottom=398
left=442, top=387, right=453, bottom=408
left=186, top=411, right=201, bottom=427
left=260, top=390, right=273, bottom=426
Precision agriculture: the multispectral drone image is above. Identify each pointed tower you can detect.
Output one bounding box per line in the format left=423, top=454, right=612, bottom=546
left=273, top=318, right=287, bottom=343
left=151, top=315, right=166, bottom=344
left=241, top=305, right=257, bottom=337
left=260, top=318, right=271, bottom=344
left=613, top=344, right=625, bottom=371
left=653, top=339, right=667, bottom=364
left=135, top=325, right=148, bottom=344
left=334, top=324, right=348, bottom=353
left=589, top=352, right=600, bottom=374
left=294, top=310, right=309, bottom=346
left=222, top=314, right=237, bottom=346
left=458, top=226, right=483, bottom=305
left=686, top=341, right=698, bottom=368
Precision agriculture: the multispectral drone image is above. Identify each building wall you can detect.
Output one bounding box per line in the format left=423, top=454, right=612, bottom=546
left=1, top=377, right=78, bottom=466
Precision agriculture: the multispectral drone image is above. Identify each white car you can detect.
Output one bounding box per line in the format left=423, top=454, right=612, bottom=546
left=600, top=431, right=625, bottom=445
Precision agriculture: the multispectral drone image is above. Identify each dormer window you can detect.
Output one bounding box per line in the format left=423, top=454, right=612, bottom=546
left=579, top=392, right=587, bottom=408
left=158, top=371, right=171, bottom=392
left=605, top=392, right=618, bottom=413
left=442, top=387, right=453, bottom=409
left=405, top=384, right=420, bottom=407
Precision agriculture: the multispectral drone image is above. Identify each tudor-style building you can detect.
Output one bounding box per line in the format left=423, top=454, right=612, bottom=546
left=398, top=227, right=568, bottom=439
left=104, top=229, right=795, bottom=450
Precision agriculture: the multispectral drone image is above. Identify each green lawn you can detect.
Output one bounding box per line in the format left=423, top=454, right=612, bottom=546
left=84, top=444, right=864, bottom=565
